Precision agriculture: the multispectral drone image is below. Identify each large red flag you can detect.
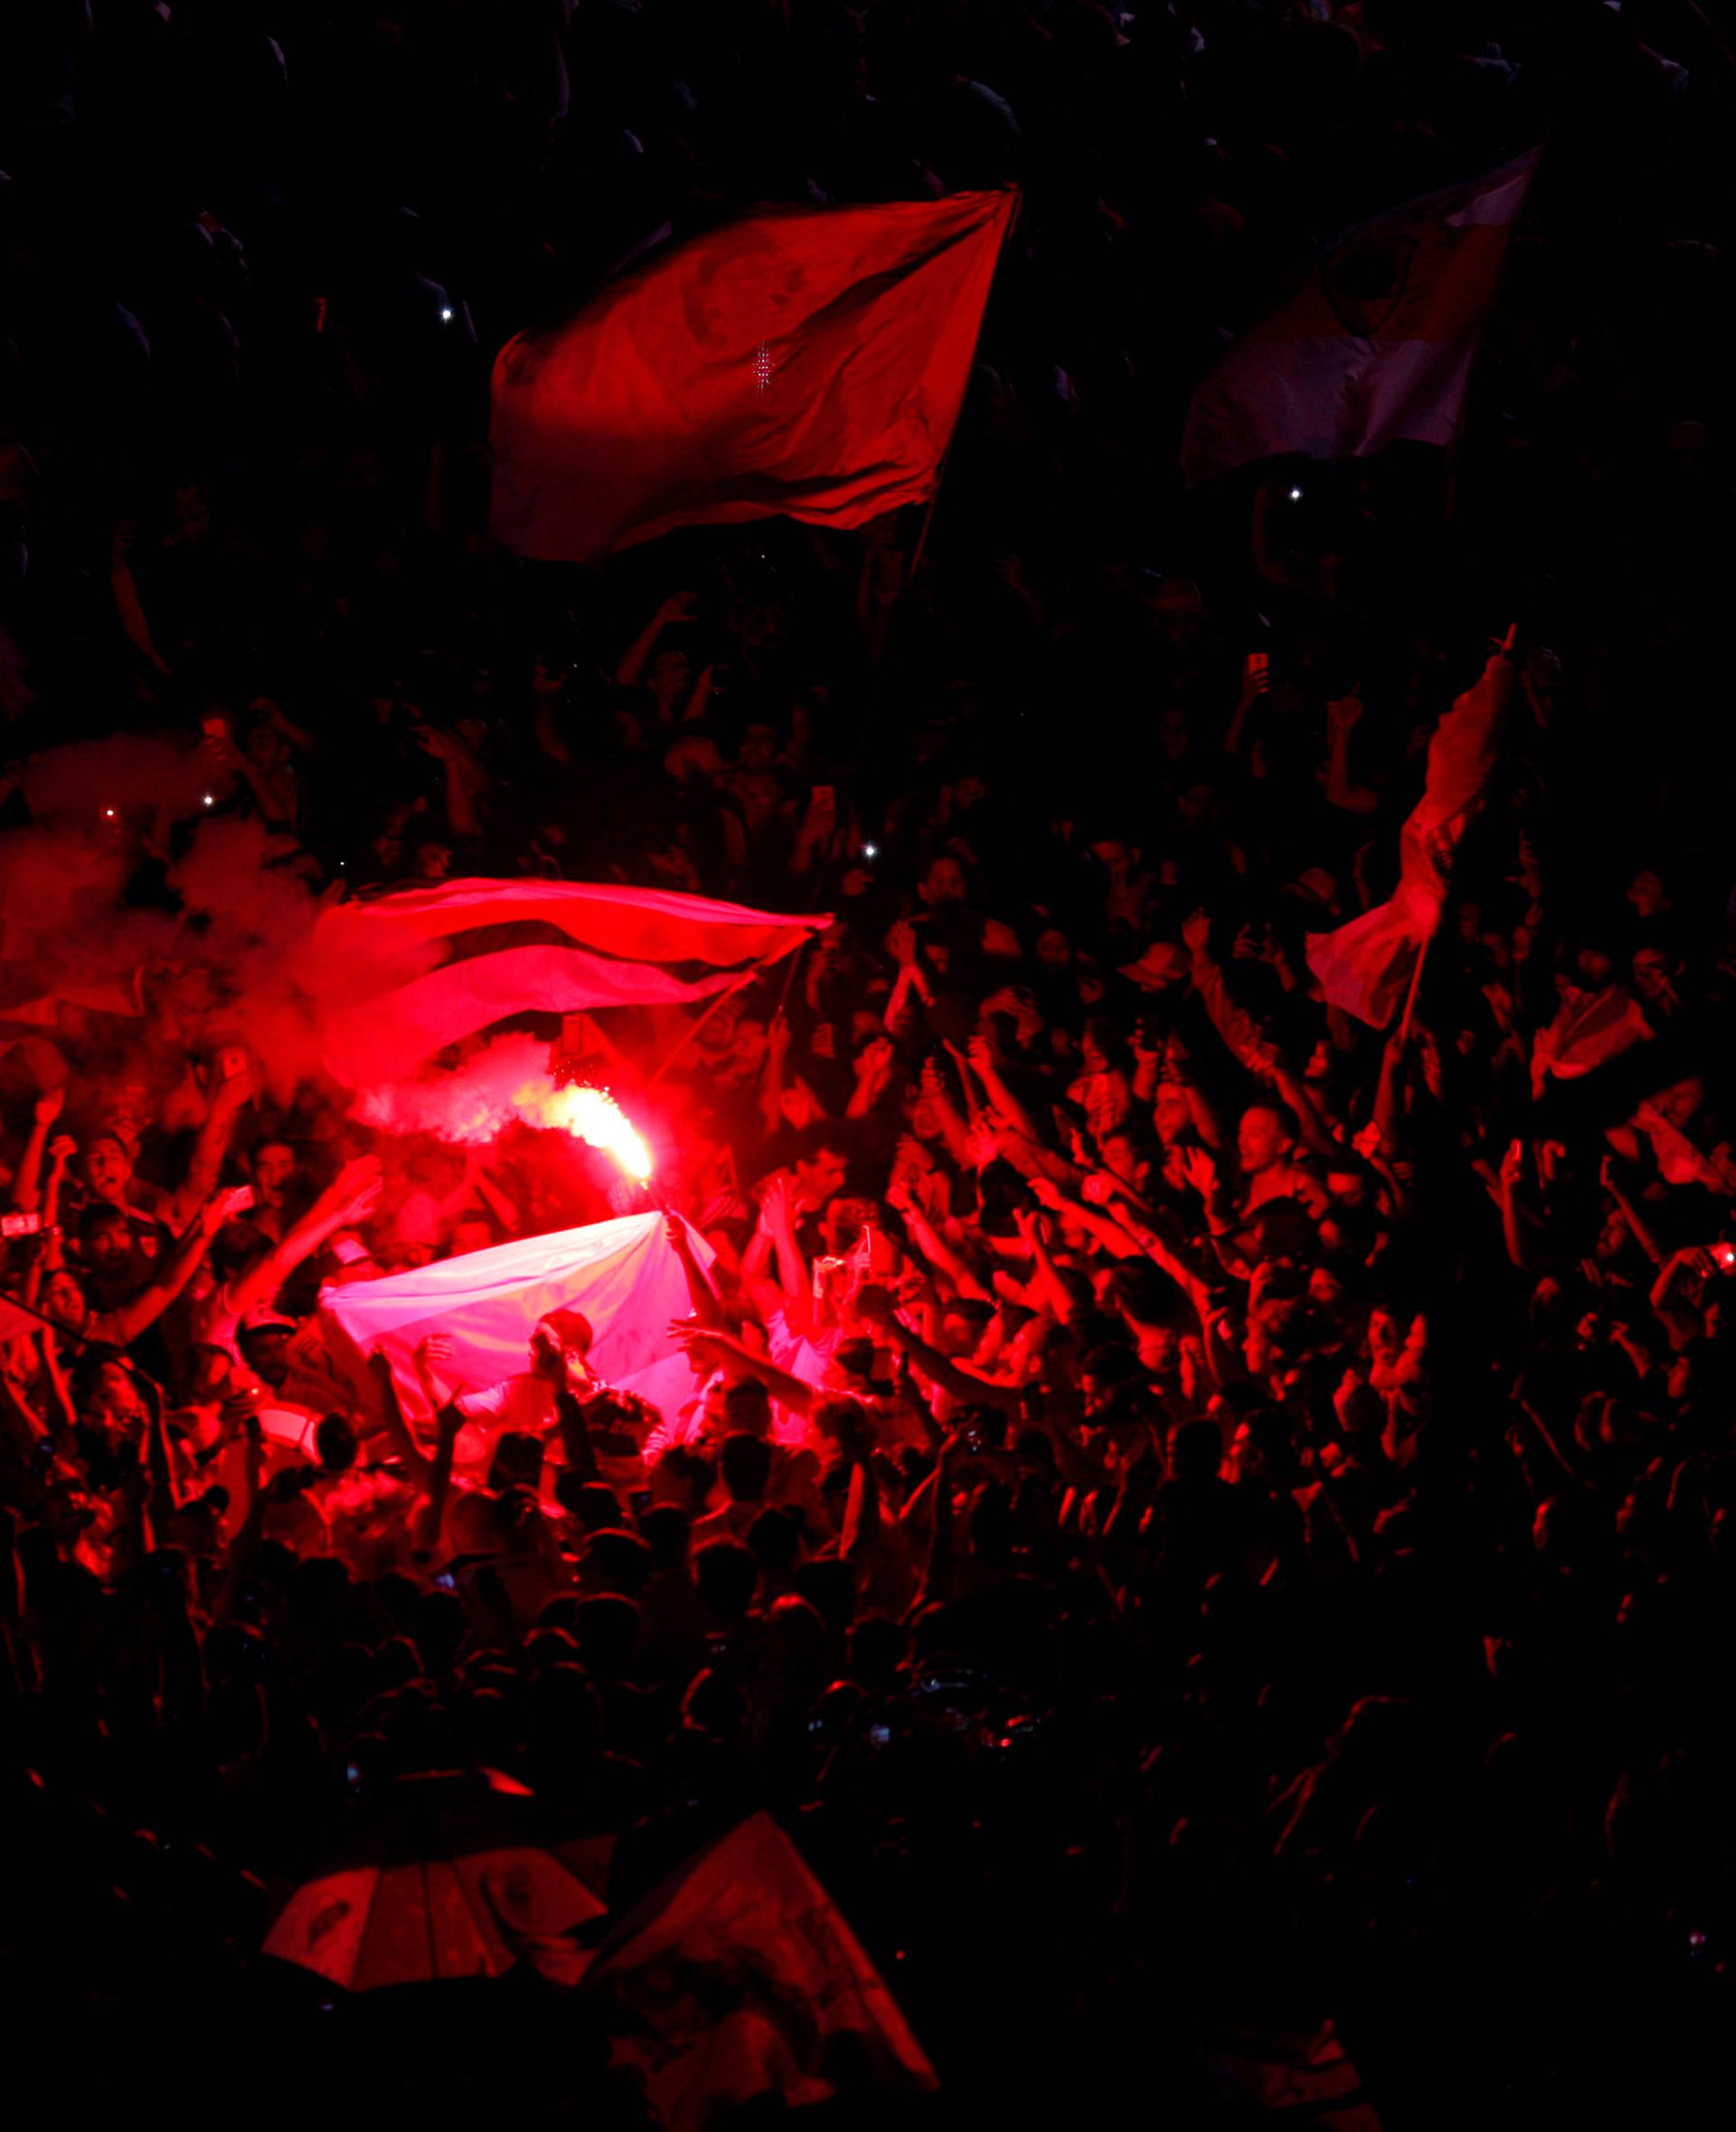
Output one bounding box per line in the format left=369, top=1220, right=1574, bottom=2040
left=586, top=1812, right=937, bottom=2127
left=1306, top=652, right=1514, bottom=1026
left=1182, top=153, right=1538, bottom=487
left=490, top=190, right=1017, bottom=561
left=300, top=879, right=829, bottom=1085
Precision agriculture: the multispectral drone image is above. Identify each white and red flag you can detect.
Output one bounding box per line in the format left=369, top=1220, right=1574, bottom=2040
left=299, top=878, right=826, bottom=1085
left=1306, top=651, right=1514, bottom=1026
left=1182, top=151, right=1539, bottom=486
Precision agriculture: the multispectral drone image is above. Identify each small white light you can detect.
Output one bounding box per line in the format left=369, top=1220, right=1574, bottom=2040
left=863, top=844, right=878, bottom=860
left=103, top=807, right=117, bottom=818
left=203, top=792, right=214, bottom=807
left=1288, top=486, right=1304, bottom=501
left=439, top=306, right=454, bottom=323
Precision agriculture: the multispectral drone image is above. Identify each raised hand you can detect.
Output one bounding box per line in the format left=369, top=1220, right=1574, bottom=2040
left=668, top=1322, right=731, bottom=1373
left=1178, top=1145, right=1219, bottom=1200
left=759, top=1171, right=794, bottom=1230
left=324, top=1154, right=384, bottom=1222
left=1325, top=691, right=1363, bottom=740
left=1181, top=908, right=1212, bottom=956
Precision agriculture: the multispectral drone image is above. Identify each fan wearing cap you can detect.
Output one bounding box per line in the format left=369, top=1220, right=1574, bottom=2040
left=418, top=1306, right=604, bottom=1468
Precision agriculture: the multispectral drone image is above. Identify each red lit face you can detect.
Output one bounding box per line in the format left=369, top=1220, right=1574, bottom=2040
left=1237, top=1107, right=1288, bottom=1175
left=797, top=1149, right=848, bottom=1209
left=254, top=1143, right=297, bottom=1201
left=921, top=857, right=966, bottom=904
left=85, top=1138, right=132, bottom=1203
left=44, top=1270, right=88, bottom=1328
left=1153, top=1085, right=1191, bottom=1145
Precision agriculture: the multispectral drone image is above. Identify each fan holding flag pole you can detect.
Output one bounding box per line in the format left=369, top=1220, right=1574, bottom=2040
left=1306, top=627, right=1520, bottom=1036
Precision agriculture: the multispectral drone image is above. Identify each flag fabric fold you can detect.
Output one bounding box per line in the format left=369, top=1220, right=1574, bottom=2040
left=318, top=1210, right=715, bottom=1445
left=1182, top=152, right=1538, bottom=487
left=301, top=878, right=828, bottom=1085
left=587, top=1811, right=937, bottom=2127
left=1306, top=652, right=1514, bottom=1026
left=490, top=189, right=1018, bottom=562
left=1532, top=986, right=1652, bottom=1090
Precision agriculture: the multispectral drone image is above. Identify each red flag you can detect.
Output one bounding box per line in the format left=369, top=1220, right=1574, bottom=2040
left=1532, top=986, right=1652, bottom=1091
left=1306, top=653, right=1514, bottom=1026
left=1212, top=2018, right=1382, bottom=2128
left=490, top=190, right=1017, bottom=562
left=301, top=879, right=829, bottom=1085
left=1182, top=153, right=1538, bottom=486
left=586, top=1813, right=937, bottom=2127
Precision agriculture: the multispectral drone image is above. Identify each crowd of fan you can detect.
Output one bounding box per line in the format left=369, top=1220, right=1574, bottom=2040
left=4, top=1, right=1733, bottom=2118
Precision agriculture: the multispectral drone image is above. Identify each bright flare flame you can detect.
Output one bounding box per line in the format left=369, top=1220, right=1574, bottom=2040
left=544, top=1083, right=653, bottom=1182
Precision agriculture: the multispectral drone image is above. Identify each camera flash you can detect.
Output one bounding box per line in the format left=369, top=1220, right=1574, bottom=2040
left=1288, top=486, right=1304, bottom=501
left=439, top=306, right=454, bottom=323
left=863, top=844, right=878, bottom=859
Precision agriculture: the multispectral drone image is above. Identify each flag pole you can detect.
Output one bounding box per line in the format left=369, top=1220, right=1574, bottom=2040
left=644, top=969, right=761, bottom=1090
left=1397, top=938, right=1429, bottom=1048
left=908, top=453, right=948, bottom=582
left=1399, top=622, right=1515, bottom=1049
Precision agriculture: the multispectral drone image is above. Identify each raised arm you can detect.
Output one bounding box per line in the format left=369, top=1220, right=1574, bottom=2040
left=105, top=1189, right=239, bottom=1349
left=665, top=1213, right=722, bottom=1329
left=1599, top=1154, right=1665, bottom=1269
left=1318, top=692, right=1380, bottom=815
left=367, top=1349, right=433, bottom=1487
left=917, top=1054, right=974, bottom=1167
left=966, top=1033, right=1043, bottom=1146
left=669, top=1325, right=816, bottom=1418
left=887, top=1181, right=995, bottom=1305
left=8, top=1085, right=65, bottom=1213
left=850, top=1286, right=1022, bottom=1417
left=755, top=1174, right=815, bottom=1335
left=224, top=1156, right=383, bottom=1322
left=165, top=1063, right=252, bottom=1232
left=616, top=590, right=694, bottom=687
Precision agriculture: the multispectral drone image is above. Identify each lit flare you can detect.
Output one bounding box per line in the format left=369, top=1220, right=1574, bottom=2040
left=545, top=1083, right=653, bottom=1183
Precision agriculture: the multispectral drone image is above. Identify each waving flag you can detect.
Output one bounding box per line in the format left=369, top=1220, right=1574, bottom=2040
left=1306, top=652, right=1514, bottom=1026
left=588, top=1812, right=937, bottom=2128
left=302, top=878, right=827, bottom=1085
left=491, top=188, right=1017, bottom=562
left=1182, top=152, right=1538, bottom=486
left=318, top=1210, right=713, bottom=1450
left=1533, top=986, right=1652, bottom=1090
